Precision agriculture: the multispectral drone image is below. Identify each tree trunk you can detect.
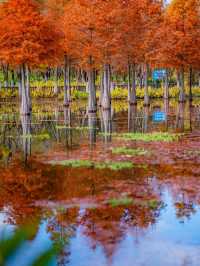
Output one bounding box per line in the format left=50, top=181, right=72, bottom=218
left=130, top=64, right=137, bottom=105
left=87, top=68, right=97, bottom=113
left=176, top=71, right=181, bottom=89
left=64, top=55, right=70, bottom=106
left=179, top=68, right=185, bottom=102
left=18, top=70, right=22, bottom=98
left=164, top=69, right=169, bottom=99
left=189, top=67, right=193, bottom=103
left=25, top=65, right=31, bottom=111
left=144, top=63, right=149, bottom=106
left=127, top=63, right=131, bottom=103
left=102, top=64, right=111, bottom=110
left=198, top=72, right=200, bottom=87
left=99, top=70, right=104, bottom=106
left=54, top=67, right=59, bottom=95
left=11, top=70, right=15, bottom=88
left=20, top=64, right=30, bottom=115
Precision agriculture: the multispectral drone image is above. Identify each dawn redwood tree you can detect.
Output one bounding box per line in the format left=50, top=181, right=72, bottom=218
left=116, top=0, right=142, bottom=105
left=63, top=0, right=102, bottom=112
left=46, top=0, right=72, bottom=103
left=96, top=0, right=122, bottom=110
left=139, top=0, right=163, bottom=106
left=0, top=0, right=60, bottom=115
left=152, top=0, right=200, bottom=102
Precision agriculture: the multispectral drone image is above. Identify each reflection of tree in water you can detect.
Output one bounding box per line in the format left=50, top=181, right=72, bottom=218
left=88, top=112, right=97, bottom=147
left=176, top=102, right=185, bottom=132
left=80, top=201, right=163, bottom=259
left=46, top=207, right=79, bottom=266
left=21, top=114, right=32, bottom=163
left=128, top=104, right=137, bottom=133
left=100, top=108, right=112, bottom=143
left=157, top=164, right=200, bottom=222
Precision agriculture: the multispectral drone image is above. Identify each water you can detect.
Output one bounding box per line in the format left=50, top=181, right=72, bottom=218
left=0, top=99, right=200, bottom=266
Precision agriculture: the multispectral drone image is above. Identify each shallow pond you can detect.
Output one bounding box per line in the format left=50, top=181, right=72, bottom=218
left=0, top=99, right=200, bottom=266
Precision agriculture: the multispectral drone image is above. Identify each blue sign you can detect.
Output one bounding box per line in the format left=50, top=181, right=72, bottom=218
left=153, top=69, right=166, bottom=80
left=152, top=111, right=166, bottom=122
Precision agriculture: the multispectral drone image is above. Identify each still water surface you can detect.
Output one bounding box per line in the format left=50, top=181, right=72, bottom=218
left=0, top=99, right=200, bottom=266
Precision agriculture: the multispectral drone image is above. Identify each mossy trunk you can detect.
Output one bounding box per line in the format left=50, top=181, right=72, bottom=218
left=87, top=68, right=97, bottom=113
left=64, top=55, right=70, bottom=106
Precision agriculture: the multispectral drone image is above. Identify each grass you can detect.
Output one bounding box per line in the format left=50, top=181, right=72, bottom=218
left=112, top=147, right=148, bottom=156
left=49, top=159, right=147, bottom=171
left=56, top=126, right=98, bottom=130
left=95, top=161, right=133, bottom=170
left=50, top=159, right=93, bottom=168
left=148, top=199, right=160, bottom=210
left=21, top=133, right=50, bottom=141
left=119, top=132, right=181, bottom=142
left=108, top=197, right=134, bottom=207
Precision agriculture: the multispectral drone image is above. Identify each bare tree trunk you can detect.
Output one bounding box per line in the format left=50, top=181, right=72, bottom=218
left=87, top=68, right=97, bottom=113
left=130, top=64, right=137, bottom=105
left=20, top=64, right=30, bottom=115
left=102, top=64, right=111, bottom=110
left=144, top=63, right=150, bottom=106
left=3, top=64, right=9, bottom=89
left=179, top=68, right=185, bottom=102
left=54, top=67, right=59, bottom=95
left=189, top=67, right=193, bottom=103
left=18, top=70, right=22, bottom=98
left=64, top=55, right=70, bottom=106
left=99, top=69, right=104, bottom=106
left=127, top=63, right=131, bottom=103
left=164, top=69, right=169, bottom=99
left=25, top=65, right=31, bottom=111
left=198, top=71, right=200, bottom=87
left=11, top=70, right=15, bottom=88
left=176, top=71, right=181, bottom=89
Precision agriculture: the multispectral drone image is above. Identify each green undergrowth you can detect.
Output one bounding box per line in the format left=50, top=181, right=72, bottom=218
left=107, top=197, right=162, bottom=210
left=21, top=133, right=50, bottom=141
left=108, top=197, right=134, bottom=207
left=118, top=132, right=181, bottom=142
left=112, top=147, right=149, bottom=156
left=56, top=126, right=98, bottom=130
left=49, top=159, right=147, bottom=170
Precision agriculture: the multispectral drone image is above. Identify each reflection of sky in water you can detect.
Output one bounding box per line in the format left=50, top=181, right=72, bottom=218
left=1, top=190, right=200, bottom=266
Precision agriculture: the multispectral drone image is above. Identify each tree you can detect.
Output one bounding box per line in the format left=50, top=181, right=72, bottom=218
left=151, top=0, right=200, bottom=102
left=0, top=0, right=61, bottom=114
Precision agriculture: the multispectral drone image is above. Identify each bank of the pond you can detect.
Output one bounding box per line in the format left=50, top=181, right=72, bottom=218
left=0, top=86, right=200, bottom=100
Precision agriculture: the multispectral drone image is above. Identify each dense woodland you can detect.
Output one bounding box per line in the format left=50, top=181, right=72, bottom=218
left=0, top=0, right=199, bottom=114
